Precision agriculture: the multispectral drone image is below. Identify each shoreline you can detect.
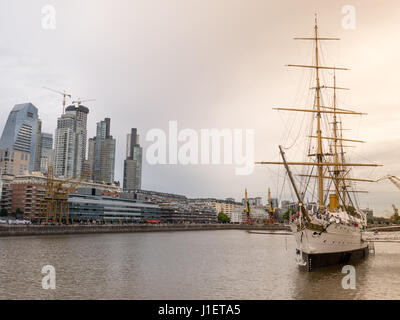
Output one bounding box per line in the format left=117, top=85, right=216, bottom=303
left=0, top=223, right=291, bottom=237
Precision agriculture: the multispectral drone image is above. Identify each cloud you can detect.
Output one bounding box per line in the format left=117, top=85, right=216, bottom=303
left=0, top=0, right=399, bottom=216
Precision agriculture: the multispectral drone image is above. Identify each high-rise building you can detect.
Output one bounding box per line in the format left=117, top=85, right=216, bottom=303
left=33, top=119, right=42, bottom=172
left=89, top=118, right=116, bottom=184
left=54, top=113, right=83, bottom=178
left=123, top=128, right=142, bottom=191
left=39, top=133, right=54, bottom=174
left=33, top=119, right=54, bottom=174
left=65, top=104, right=89, bottom=172
left=0, top=103, right=38, bottom=171
left=87, top=137, right=96, bottom=174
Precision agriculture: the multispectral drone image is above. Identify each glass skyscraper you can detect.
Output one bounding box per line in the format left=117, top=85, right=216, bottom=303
left=88, top=118, right=116, bottom=184
left=0, top=103, right=38, bottom=172
left=123, top=128, right=142, bottom=190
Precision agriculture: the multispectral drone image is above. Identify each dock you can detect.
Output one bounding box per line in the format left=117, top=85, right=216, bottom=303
left=0, top=223, right=290, bottom=237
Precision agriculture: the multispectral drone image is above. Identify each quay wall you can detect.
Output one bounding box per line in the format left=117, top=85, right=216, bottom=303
left=0, top=223, right=290, bottom=237
left=366, top=225, right=400, bottom=232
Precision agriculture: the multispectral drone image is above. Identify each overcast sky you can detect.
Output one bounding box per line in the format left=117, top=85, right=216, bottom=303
left=0, top=0, right=399, bottom=217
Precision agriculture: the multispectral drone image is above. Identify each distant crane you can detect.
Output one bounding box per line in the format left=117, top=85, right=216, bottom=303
left=266, top=188, right=277, bottom=224
left=378, top=175, right=400, bottom=190
left=242, top=188, right=253, bottom=225
left=267, top=188, right=276, bottom=213
left=392, top=204, right=399, bottom=223
left=43, top=87, right=72, bottom=114
left=39, top=165, right=92, bottom=225
left=71, top=98, right=96, bottom=106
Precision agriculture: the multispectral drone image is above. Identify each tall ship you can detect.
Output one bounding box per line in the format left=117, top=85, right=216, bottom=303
left=257, top=17, right=381, bottom=271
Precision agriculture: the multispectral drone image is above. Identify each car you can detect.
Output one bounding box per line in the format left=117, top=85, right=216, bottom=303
left=15, top=220, right=32, bottom=225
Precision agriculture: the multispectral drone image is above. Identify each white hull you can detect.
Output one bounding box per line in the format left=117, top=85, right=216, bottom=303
left=290, top=223, right=368, bottom=255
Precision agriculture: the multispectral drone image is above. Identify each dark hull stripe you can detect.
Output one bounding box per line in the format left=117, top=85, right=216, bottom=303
left=298, top=246, right=369, bottom=271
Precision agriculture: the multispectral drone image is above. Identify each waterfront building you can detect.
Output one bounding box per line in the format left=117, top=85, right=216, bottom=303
left=8, top=172, right=121, bottom=221
left=11, top=175, right=46, bottom=220
left=68, top=193, right=161, bottom=223
left=249, top=207, right=269, bottom=222
left=0, top=149, right=30, bottom=176
left=362, top=208, right=374, bottom=221
left=54, top=113, right=83, bottom=178
left=254, top=197, right=263, bottom=206
left=65, top=104, right=89, bottom=172
left=241, top=197, right=259, bottom=206
left=123, top=128, right=142, bottom=190
left=90, top=118, right=116, bottom=184
left=213, top=200, right=243, bottom=218
left=280, top=200, right=299, bottom=211
left=230, top=208, right=244, bottom=223
left=0, top=103, right=38, bottom=171
left=270, top=198, right=279, bottom=209
left=0, top=174, right=14, bottom=215
left=124, top=190, right=218, bottom=223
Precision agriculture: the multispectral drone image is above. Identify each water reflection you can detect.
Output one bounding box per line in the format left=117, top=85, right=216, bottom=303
left=0, top=231, right=399, bottom=299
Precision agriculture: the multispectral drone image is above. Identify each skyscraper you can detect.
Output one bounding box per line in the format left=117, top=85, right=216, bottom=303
left=33, top=120, right=54, bottom=174
left=0, top=103, right=38, bottom=172
left=33, top=119, right=42, bottom=172
left=89, top=118, right=116, bottom=184
left=123, top=128, right=142, bottom=190
left=65, top=104, right=89, bottom=172
left=54, top=113, right=83, bottom=178
left=39, top=133, right=55, bottom=174
left=87, top=137, right=96, bottom=175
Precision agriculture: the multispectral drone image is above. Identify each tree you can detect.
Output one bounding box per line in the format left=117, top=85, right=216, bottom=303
left=367, top=218, right=374, bottom=225
left=14, top=208, right=23, bottom=219
left=218, top=212, right=230, bottom=223
left=346, top=206, right=356, bottom=216
left=282, top=209, right=295, bottom=222
left=0, top=208, right=7, bottom=217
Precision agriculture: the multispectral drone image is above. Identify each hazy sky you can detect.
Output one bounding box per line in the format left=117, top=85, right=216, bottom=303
left=0, top=0, right=399, bottom=217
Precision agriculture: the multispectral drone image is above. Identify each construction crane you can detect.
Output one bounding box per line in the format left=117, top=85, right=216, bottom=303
left=392, top=204, right=399, bottom=223
left=242, top=188, right=253, bottom=225
left=71, top=98, right=96, bottom=106
left=267, top=188, right=276, bottom=213
left=43, top=87, right=72, bottom=114
left=378, top=175, right=400, bottom=190
left=39, top=165, right=91, bottom=225
left=266, top=188, right=277, bottom=224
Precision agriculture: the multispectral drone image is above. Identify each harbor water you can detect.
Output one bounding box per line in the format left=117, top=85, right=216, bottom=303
left=0, top=230, right=399, bottom=299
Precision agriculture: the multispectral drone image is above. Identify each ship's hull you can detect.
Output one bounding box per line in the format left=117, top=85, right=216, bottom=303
left=298, top=246, right=369, bottom=271
left=291, top=223, right=369, bottom=271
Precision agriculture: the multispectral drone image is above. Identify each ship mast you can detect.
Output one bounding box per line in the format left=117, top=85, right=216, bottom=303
left=332, top=72, right=340, bottom=206
left=313, top=16, right=325, bottom=210
left=256, top=16, right=382, bottom=215
left=339, top=121, right=347, bottom=206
